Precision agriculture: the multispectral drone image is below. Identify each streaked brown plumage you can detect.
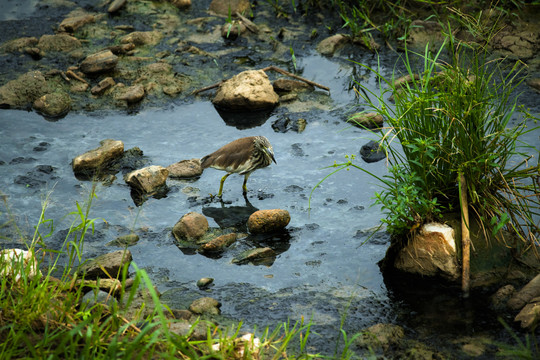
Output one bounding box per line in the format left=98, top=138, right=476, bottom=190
left=200, top=136, right=276, bottom=196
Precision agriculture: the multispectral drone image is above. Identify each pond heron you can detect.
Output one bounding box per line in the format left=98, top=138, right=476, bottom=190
left=201, top=136, right=276, bottom=197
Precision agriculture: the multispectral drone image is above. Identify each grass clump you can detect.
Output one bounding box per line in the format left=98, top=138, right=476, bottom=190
left=334, top=17, right=539, bottom=250
left=0, top=188, right=323, bottom=359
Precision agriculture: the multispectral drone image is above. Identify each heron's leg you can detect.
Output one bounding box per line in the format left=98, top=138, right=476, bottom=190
left=218, top=173, right=231, bottom=197
left=242, top=172, right=252, bottom=194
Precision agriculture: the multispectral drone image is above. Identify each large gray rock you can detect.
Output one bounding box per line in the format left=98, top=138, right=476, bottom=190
left=394, top=222, right=460, bottom=281
left=212, top=70, right=279, bottom=111
left=72, top=139, right=124, bottom=176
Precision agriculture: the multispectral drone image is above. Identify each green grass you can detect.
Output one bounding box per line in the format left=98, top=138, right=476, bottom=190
left=0, top=188, right=323, bottom=359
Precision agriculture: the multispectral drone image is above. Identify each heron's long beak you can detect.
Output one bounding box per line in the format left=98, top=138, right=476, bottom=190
left=265, top=148, right=277, bottom=164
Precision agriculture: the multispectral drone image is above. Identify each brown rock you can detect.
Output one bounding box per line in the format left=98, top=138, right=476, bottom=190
left=167, top=159, right=203, bottom=178
left=247, top=209, right=290, bottom=234
left=273, top=79, right=314, bottom=93
left=317, top=34, right=349, bottom=56
left=209, top=0, right=250, bottom=16
left=58, top=14, right=95, bottom=33
left=37, top=33, right=82, bottom=52
left=514, top=297, right=540, bottom=331
left=232, top=247, right=276, bottom=265
left=80, top=50, right=118, bottom=74
left=189, top=297, right=221, bottom=315
left=76, top=250, right=132, bottom=279
left=170, top=0, right=191, bottom=9
left=125, top=165, right=169, bottom=194
left=72, top=139, right=124, bottom=176
left=172, top=212, right=209, bottom=242
left=527, top=78, right=540, bottom=93
left=33, top=92, right=71, bottom=118
left=0, top=37, right=38, bottom=53
left=115, top=84, right=145, bottom=103
left=200, top=233, right=237, bottom=252
left=120, top=31, right=163, bottom=46
left=348, top=112, right=383, bottom=129
left=108, top=0, right=127, bottom=13
left=91, top=77, right=116, bottom=95
left=507, top=274, right=540, bottom=311
left=0, top=71, right=49, bottom=109
left=212, top=70, right=279, bottom=111
left=356, top=323, right=405, bottom=351
left=394, top=222, right=459, bottom=281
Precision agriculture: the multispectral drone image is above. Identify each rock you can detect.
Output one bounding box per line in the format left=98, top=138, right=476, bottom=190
left=80, top=290, right=118, bottom=310
left=0, top=37, right=38, bottom=53
left=108, top=0, right=127, bottom=13
left=125, top=165, right=169, bottom=194
left=514, top=296, right=540, bottom=331
left=37, top=33, right=82, bottom=53
left=172, top=212, right=209, bottom=242
left=91, top=77, right=116, bottom=95
left=527, top=78, right=540, bottom=93
left=0, top=71, right=49, bottom=109
left=360, top=140, right=386, bottom=163
left=348, top=112, right=383, bottom=129
left=75, top=278, right=125, bottom=294
left=232, top=247, right=276, bottom=265
left=317, top=34, right=349, bottom=56
left=77, top=250, right=133, bottom=280
left=209, top=0, right=250, bottom=16
left=115, top=84, right=145, bottom=103
left=490, top=284, right=516, bottom=311
left=200, top=233, right=237, bottom=252
left=107, top=233, right=140, bottom=247
left=221, top=21, right=246, bottom=40
left=72, top=139, right=124, bottom=177
left=120, top=31, right=163, bottom=46
left=507, top=274, right=540, bottom=311
left=58, top=14, right=95, bottom=33
left=136, top=62, right=186, bottom=97
left=212, top=70, right=279, bottom=111
left=356, top=323, right=405, bottom=351
left=0, top=249, right=42, bottom=282
left=170, top=0, right=192, bottom=9
left=196, top=277, right=214, bottom=289
left=167, top=159, right=203, bottom=178
left=247, top=209, right=290, bottom=234
left=33, top=92, right=71, bottom=118
left=273, top=79, right=314, bottom=93
left=80, top=50, right=119, bottom=75
left=168, top=320, right=207, bottom=340
left=406, top=20, right=446, bottom=51
left=189, top=297, right=221, bottom=315
left=394, top=222, right=460, bottom=281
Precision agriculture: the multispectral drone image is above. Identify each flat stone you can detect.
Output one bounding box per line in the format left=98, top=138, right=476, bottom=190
left=80, top=50, right=118, bottom=74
